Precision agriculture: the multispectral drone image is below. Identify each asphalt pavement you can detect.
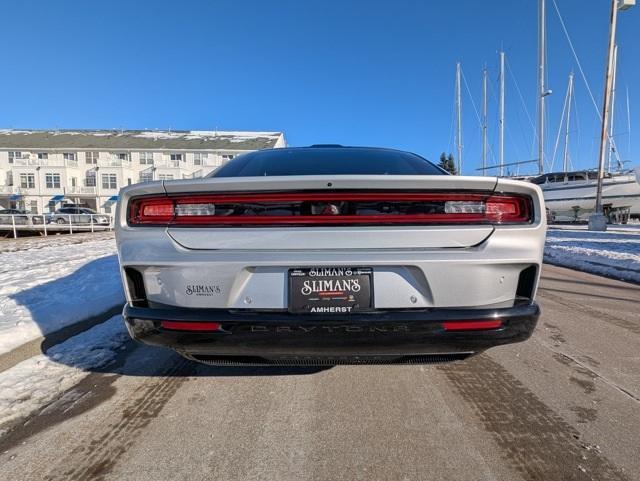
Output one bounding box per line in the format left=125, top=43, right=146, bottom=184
left=0, top=264, right=638, bottom=481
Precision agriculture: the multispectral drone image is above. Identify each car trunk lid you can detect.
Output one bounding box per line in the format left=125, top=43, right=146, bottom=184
left=160, top=175, right=499, bottom=250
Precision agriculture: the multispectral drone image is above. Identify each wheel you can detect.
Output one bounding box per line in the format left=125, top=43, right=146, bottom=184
left=56, top=218, right=67, bottom=225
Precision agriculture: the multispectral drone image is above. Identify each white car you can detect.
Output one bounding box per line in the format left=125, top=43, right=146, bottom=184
left=115, top=146, right=546, bottom=365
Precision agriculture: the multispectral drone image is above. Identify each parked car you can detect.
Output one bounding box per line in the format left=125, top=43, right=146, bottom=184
left=48, top=207, right=110, bottom=225
left=116, top=146, right=546, bottom=366
left=0, top=208, right=44, bottom=225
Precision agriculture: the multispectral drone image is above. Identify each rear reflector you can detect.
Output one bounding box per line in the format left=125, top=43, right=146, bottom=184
left=128, top=191, right=532, bottom=227
left=443, top=320, right=503, bottom=331
left=161, top=321, right=222, bottom=332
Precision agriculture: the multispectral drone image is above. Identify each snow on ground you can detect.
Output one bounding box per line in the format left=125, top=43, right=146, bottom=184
left=0, top=234, right=123, bottom=355
left=0, top=316, right=129, bottom=429
left=545, top=227, right=640, bottom=284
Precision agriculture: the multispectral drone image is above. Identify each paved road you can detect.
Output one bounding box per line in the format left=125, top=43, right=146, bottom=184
left=1, top=264, right=639, bottom=481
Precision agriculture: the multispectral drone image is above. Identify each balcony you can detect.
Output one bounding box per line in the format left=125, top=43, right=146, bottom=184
left=0, top=185, right=22, bottom=195
left=201, top=158, right=222, bottom=168
left=67, top=186, right=97, bottom=195
left=183, top=169, right=203, bottom=179
left=12, top=158, right=76, bottom=168
left=98, top=159, right=132, bottom=168
left=153, top=159, right=182, bottom=168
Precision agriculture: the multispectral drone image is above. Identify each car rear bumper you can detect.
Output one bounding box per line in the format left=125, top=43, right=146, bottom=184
left=123, top=300, right=540, bottom=364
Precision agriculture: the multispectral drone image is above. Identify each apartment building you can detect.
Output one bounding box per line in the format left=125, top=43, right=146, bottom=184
left=0, top=129, right=286, bottom=214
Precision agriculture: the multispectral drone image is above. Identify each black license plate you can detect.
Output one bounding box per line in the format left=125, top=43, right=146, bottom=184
left=288, top=267, right=373, bottom=314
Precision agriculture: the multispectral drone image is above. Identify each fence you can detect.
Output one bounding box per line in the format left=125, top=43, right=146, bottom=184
left=0, top=214, right=114, bottom=238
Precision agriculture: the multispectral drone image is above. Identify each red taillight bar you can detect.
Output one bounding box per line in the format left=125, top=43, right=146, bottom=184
left=442, top=320, right=503, bottom=331
left=161, top=321, right=222, bottom=332
left=128, top=191, right=532, bottom=226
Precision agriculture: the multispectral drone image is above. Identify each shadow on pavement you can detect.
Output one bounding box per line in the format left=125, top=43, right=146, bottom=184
left=97, top=341, right=333, bottom=378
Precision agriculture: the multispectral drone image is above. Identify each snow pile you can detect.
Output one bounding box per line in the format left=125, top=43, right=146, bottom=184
left=0, top=236, right=124, bottom=355
left=0, top=316, right=128, bottom=428
left=545, top=228, right=640, bottom=283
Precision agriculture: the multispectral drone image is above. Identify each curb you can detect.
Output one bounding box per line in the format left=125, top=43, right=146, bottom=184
left=543, top=260, right=640, bottom=286
left=0, top=304, right=123, bottom=375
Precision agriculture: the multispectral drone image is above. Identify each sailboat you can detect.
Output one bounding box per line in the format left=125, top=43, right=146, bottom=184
left=531, top=169, right=640, bottom=222
left=531, top=0, right=640, bottom=223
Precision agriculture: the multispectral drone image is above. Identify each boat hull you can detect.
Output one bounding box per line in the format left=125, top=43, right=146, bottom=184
left=541, top=171, right=640, bottom=221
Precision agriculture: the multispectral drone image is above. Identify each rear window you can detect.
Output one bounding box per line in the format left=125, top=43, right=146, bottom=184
left=210, top=147, right=446, bottom=177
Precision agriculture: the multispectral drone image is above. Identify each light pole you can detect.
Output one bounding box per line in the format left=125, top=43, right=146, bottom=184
left=589, top=0, right=635, bottom=231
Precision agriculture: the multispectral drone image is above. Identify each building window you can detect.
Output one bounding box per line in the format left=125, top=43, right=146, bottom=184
left=30, top=200, right=38, bottom=214
left=85, top=151, right=99, bottom=164
left=20, top=173, right=36, bottom=189
left=71, top=177, right=77, bottom=188
left=193, top=153, right=208, bottom=166
left=101, top=173, right=118, bottom=189
left=85, top=172, right=96, bottom=187
left=45, top=173, right=61, bottom=189
left=139, top=152, right=154, bottom=165
left=48, top=201, right=56, bottom=213
left=104, top=204, right=112, bottom=214
left=6, top=172, right=13, bottom=186
left=8, top=151, right=22, bottom=163
left=139, top=171, right=154, bottom=183
left=117, top=153, right=129, bottom=161
left=158, top=174, right=174, bottom=181
left=37, top=152, right=49, bottom=160
left=63, top=152, right=76, bottom=161
left=169, top=154, right=183, bottom=162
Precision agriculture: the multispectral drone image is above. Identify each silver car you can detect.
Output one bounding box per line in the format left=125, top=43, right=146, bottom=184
left=49, top=207, right=110, bottom=225
left=115, top=146, right=546, bottom=365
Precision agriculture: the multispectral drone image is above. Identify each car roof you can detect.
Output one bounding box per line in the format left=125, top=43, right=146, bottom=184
left=270, top=145, right=420, bottom=155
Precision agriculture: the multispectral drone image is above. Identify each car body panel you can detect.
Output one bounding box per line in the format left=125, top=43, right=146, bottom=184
left=119, top=224, right=542, bottom=310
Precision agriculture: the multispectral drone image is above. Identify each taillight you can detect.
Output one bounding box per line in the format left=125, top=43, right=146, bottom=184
left=161, top=321, right=222, bottom=332
left=443, top=320, right=503, bottom=331
left=128, top=192, right=532, bottom=226
left=130, top=198, right=174, bottom=225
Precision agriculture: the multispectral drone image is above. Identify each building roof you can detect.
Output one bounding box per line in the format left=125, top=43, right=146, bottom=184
left=0, top=129, right=284, bottom=151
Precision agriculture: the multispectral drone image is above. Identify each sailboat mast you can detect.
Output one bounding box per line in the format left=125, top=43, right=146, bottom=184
left=607, top=44, right=618, bottom=173
left=499, top=52, right=505, bottom=177
left=627, top=86, right=631, bottom=164
left=481, top=67, right=488, bottom=176
left=594, top=0, right=621, bottom=222
left=538, top=0, right=547, bottom=175
left=563, top=72, right=574, bottom=173
left=456, top=62, right=463, bottom=175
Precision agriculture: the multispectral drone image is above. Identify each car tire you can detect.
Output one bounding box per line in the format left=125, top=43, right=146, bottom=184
left=56, top=218, right=67, bottom=225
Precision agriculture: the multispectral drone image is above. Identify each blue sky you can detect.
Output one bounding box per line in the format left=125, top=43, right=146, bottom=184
left=1, top=0, right=638, bottom=174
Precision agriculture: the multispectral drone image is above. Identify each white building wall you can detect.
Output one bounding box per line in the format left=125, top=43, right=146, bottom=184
left=0, top=132, right=286, bottom=214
